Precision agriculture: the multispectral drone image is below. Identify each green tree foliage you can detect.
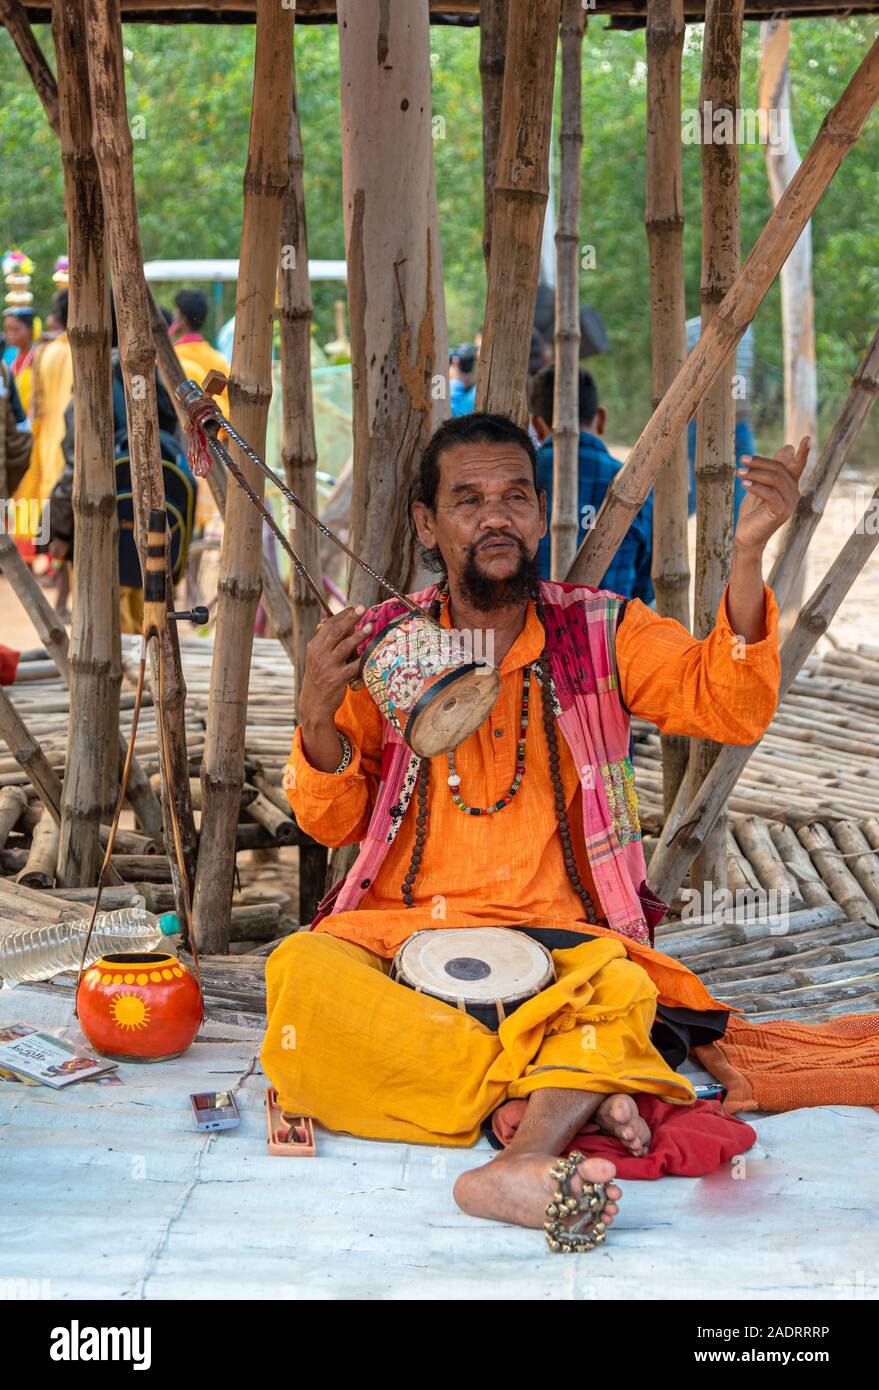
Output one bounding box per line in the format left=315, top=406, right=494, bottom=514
left=1, top=16, right=876, bottom=455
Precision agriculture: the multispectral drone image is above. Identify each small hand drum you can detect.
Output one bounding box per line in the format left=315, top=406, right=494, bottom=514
left=359, top=611, right=500, bottom=757
left=391, top=928, right=555, bottom=1031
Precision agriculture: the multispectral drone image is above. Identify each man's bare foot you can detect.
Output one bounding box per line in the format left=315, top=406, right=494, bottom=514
left=453, top=1150, right=620, bottom=1231
left=594, top=1093, right=651, bottom=1156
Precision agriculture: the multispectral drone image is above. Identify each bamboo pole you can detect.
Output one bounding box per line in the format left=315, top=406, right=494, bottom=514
left=758, top=18, right=818, bottom=624
left=51, top=0, right=120, bottom=888
left=278, top=44, right=321, bottom=714
left=0, top=0, right=60, bottom=133
left=193, top=0, right=294, bottom=954
left=0, top=534, right=162, bottom=842
left=338, top=0, right=447, bottom=604
left=653, top=320, right=879, bottom=856
left=84, top=0, right=198, bottom=916
left=478, top=0, right=509, bottom=275
left=644, top=0, right=690, bottom=816
left=0, top=786, right=27, bottom=846
left=768, top=323, right=879, bottom=607
left=17, top=807, right=59, bottom=889
left=145, top=293, right=297, bottom=666
left=687, top=0, right=744, bottom=903
left=550, top=0, right=585, bottom=579
left=0, top=686, right=64, bottom=822
left=567, top=38, right=879, bottom=585
left=648, top=481, right=879, bottom=905
left=475, top=0, right=561, bottom=424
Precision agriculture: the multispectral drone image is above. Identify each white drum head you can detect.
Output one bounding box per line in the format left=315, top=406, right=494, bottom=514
left=395, top=928, right=554, bottom=1005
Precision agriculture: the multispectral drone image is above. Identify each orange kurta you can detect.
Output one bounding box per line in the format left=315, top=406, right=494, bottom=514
left=284, top=585, right=780, bottom=1010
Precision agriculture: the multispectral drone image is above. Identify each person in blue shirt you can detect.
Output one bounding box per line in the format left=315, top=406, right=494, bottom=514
left=449, top=342, right=477, bottom=417
left=529, top=365, right=655, bottom=603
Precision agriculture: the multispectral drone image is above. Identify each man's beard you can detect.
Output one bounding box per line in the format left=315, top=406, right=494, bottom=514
left=459, top=534, right=540, bottom=612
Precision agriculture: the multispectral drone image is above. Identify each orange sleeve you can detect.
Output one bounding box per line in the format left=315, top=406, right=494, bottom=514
left=617, top=583, right=781, bottom=745
left=284, top=684, right=384, bottom=848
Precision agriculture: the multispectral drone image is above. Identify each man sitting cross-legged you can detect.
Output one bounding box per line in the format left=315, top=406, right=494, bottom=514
left=262, top=412, right=807, bottom=1238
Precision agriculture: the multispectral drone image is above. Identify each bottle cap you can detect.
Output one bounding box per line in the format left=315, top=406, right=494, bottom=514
left=159, top=911, right=181, bottom=936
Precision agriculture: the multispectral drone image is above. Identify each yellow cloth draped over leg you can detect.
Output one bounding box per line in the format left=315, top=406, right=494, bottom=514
left=261, top=931, right=694, bottom=1148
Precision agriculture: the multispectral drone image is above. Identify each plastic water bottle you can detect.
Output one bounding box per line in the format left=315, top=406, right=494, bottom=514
left=0, top=908, right=181, bottom=985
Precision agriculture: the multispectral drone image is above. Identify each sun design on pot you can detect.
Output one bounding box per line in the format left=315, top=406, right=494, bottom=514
left=108, top=992, right=152, bottom=1032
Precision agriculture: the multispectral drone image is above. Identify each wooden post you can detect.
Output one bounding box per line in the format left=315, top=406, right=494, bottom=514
left=687, top=0, right=744, bottom=905
left=338, top=0, right=447, bottom=605
left=769, top=323, right=879, bottom=608
left=478, top=0, right=509, bottom=275
left=648, top=482, right=879, bottom=906
left=644, top=0, right=690, bottom=814
left=278, top=44, right=321, bottom=714
left=51, top=0, right=120, bottom=889
left=476, top=0, right=561, bottom=424
left=84, top=0, right=198, bottom=917
left=566, top=38, right=879, bottom=586
left=550, top=0, right=585, bottom=579
left=758, top=19, right=818, bottom=622
left=192, top=0, right=294, bottom=953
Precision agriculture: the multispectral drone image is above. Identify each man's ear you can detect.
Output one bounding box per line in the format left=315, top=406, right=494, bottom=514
left=538, top=488, right=548, bottom=540
left=411, top=499, right=436, bottom=550
left=594, top=406, right=607, bottom=437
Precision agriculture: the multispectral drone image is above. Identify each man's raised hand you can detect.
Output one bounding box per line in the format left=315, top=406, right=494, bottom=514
left=733, top=436, right=810, bottom=554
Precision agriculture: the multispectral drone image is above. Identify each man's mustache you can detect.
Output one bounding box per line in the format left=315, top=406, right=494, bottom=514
left=472, top=532, right=526, bottom=553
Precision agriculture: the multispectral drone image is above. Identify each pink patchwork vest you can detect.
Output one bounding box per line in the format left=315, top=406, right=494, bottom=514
left=312, top=579, right=667, bottom=947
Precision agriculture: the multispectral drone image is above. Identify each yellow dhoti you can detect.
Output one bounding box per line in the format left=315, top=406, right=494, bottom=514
left=261, top=931, right=694, bottom=1148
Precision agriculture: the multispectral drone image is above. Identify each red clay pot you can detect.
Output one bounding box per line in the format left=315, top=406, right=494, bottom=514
left=77, top=951, right=202, bottom=1062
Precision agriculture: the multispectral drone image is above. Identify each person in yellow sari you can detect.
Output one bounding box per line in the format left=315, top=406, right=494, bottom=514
left=3, top=308, right=39, bottom=416
left=170, top=290, right=230, bottom=531
left=12, top=291, right=72, bottom=558
left=262, top=411, right=810, bottom=1239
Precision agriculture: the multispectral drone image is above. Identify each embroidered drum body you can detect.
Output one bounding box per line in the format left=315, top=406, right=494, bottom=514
left=359, top=611, right=500, bottom=758
left=391, top=927, right=555, bottom=1031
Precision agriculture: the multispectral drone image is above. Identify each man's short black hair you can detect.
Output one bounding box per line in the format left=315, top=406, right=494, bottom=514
left=410, top=411, right=538, bottom=572
left=174, top=289, right=209, bottom=331
left=528, top=365, right=600, bottom=429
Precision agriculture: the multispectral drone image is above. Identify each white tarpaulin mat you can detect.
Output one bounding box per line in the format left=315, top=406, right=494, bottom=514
left=2, top=985, right=877, bottom=1301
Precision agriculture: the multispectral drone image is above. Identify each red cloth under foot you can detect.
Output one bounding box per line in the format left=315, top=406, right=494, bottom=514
left=490, top=1094, right=757, bottom=1179
left=0, top=645, right=20, bottom=686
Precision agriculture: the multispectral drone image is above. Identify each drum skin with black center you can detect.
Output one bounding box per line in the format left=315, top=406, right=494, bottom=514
left=391, top=927, right=556, bottom=1031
